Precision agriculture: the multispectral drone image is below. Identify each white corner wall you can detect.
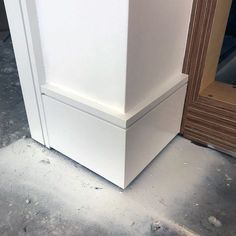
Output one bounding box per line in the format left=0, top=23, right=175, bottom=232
left=35, top=0, right=129, bottom=113
left=34, top=0, right=192, bottom=114
left=8, top=0, right=193, bottom=188
left=125, top=0, right=193, bottom=111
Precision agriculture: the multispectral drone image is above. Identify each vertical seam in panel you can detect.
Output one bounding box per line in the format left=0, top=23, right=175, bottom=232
left=124, top=129, right=128, bottom=189
left=124, top=0, right=130, bottom=114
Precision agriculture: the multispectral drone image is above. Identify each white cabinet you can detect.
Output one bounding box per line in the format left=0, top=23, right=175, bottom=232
left=5, top=0, right=193, bottom=188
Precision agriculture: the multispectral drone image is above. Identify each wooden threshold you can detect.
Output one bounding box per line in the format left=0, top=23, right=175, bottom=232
left=201, top=81, right=236, bottom=105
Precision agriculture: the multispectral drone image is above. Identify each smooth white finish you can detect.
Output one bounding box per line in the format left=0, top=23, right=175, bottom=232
left=3, top=0, right=45, bottom=144
left=43, top=95, right=126, bottom=188
left=43, top=84, right=187, bottom=188
left=126, top=0, right=193, bottom=111
left=41, top=74, right=188, bottom=128
left=125, top=85, right=187, bottom=187
left=35, top=0, right=192, bottom=113
left=35, top=0, right=129, bottom=113
left=20, top=0, right=50, bottom=147
left=5, top=0, right=192, bottom=188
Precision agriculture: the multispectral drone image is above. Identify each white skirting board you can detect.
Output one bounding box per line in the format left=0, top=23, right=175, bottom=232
left=42, top=83, right=187, bottom=189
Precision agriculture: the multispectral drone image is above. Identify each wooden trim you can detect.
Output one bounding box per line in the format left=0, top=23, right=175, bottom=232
left=183, top=0, right=201, bottom=74
left=181, top=0, right=236, bottom=155
left=201, top=81, right=236, bottom=107
left=181, top=0, right=217, bottom=132
left=200, top=0, right=232, bottom=92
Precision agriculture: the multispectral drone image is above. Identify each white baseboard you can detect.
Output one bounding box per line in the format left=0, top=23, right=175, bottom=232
left=41, top=74, right=188, bottom=128
left=42, top=80, right=187, bottom=188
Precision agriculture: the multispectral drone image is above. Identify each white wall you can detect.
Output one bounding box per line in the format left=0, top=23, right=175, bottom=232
left=125, top=0, right=193, bottom=112
left=35, top=0, right=129, bottom=113
left=35, top=0, right=192, bottom=113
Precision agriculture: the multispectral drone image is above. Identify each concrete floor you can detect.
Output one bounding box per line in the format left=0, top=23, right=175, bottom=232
left=0, top=38, right=30, bottom=148
left=0, top=39, right=236, bottom=236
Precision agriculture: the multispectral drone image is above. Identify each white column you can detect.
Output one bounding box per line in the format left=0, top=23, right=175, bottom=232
left=7, top=0, right=193, bottom=188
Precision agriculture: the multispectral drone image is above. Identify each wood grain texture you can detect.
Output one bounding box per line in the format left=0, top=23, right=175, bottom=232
left=200, top=0, right=232, bottom=92
left=201, top=81, right=236, bottom=106
left=182, top=0, right=201, bottom=74
left=181, top=0, right=236, bottom=155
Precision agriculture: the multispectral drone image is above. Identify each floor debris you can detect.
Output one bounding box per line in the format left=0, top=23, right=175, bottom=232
left=0, top=137, right=235, bottom=235
left=225, top=174, right=233, bottom=181
left=25, top=199, right=32, bottom=205
left=151, top=221, right=161, bottom=232
left=208, top=216, right=222, bottom=228
left=40, top=159, right=51, bottom=165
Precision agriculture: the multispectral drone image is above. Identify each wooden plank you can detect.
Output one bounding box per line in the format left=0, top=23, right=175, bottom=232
left=181, top=0, right=236, bottom=153
left=201, top=81, right=236, bottom=105
left=183, top=0, right=201, bottom=74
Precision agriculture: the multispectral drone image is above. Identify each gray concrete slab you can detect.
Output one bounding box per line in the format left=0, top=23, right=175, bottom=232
left=0, top=137, right=235, bottom=236
left=0, top=38, right=30, bottom=148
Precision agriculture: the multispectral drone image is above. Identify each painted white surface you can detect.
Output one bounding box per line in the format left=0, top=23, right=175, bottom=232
left=125, top=0, right=193, bottom=111
left=125, top=85, right=187, bottom=187
left=41, top=74, right=188, bottom=128
left=20, top=0, right=50, bottom=147
left=35, top=0, right=129, bottom=113
left=43, top=95, right=126, bottom=188
left=3, top=0, right=45, bottom=144
left=5, top=0, right=192, bottom=188
left=34, top=0, right=192, bottom=113
left=42, top=84, right=187, bottom=188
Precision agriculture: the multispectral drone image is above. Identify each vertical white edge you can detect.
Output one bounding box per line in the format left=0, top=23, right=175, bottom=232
left=124, top=84, right=187, bottom=188
left=3, top=0, right=45, bottom=145
left=19, top=0, right=50, bottom=147
left=123, top=0, right=130, bottom=115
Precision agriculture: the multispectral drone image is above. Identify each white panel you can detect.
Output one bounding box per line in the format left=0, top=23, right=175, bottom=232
left=43, top=95, right=126, bottom=188
left=125, top=0, right=193, bottom=111
left=20, top=0, right=50, bottom=146
left=35, top=0, right=129, bottom=112
left=125, top=84, right=187, bottom=187
left=8, top=0, right=191, bottom=188
left=43, top=84, right=187, bottom=188
left=4, top=0, right=44, bottom=144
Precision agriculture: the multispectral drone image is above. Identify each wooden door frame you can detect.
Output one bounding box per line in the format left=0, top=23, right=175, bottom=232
left=181, top=0, right=236, bottom=156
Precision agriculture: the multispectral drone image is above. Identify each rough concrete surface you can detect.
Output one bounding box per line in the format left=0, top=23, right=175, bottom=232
left=0, top=137, right=236, bottom=236
left=0, top=38, right=30, bottom=148
left=0, top=37, right=236, bottom=236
